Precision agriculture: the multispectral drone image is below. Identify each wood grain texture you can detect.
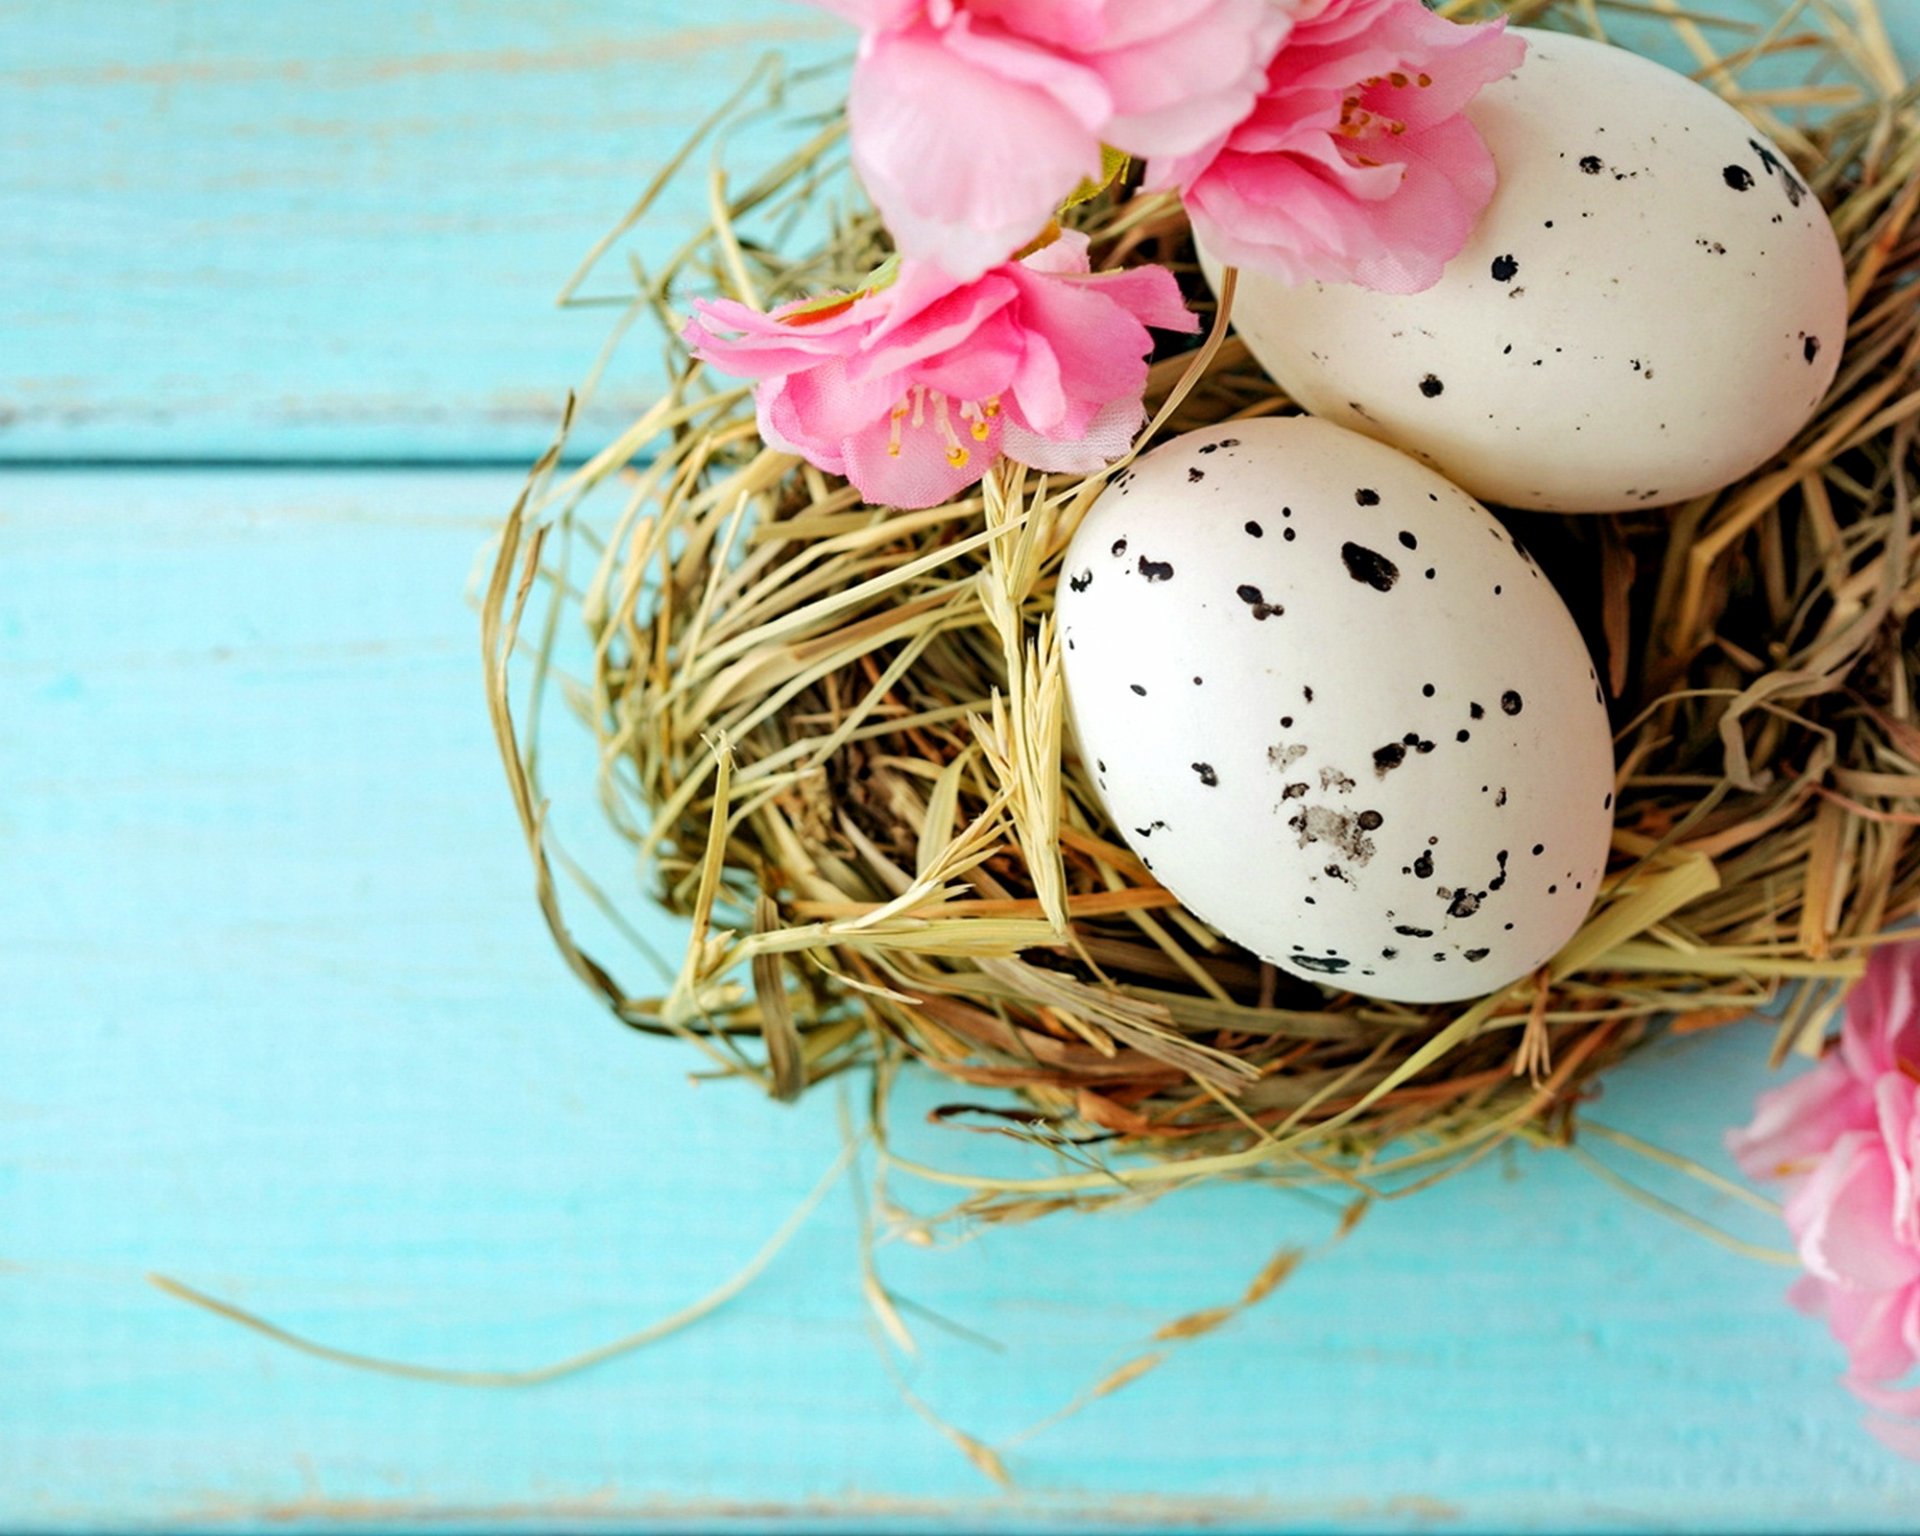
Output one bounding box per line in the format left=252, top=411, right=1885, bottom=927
left=4, top=0, right=1916, bottom=463
left=0, top=0, right=841, bottom=461
left=6, top=471, right=1920, bottom=1531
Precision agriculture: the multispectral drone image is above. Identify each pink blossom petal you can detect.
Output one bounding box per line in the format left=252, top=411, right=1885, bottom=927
left=939, top=11, right=1112, bottom=129
left=853, top=269, right=1020, bottom=381
left=910, top=310, right=1027, bottom=403
left=1787, top=1132, right=1920, bottom=1292
left=1002, top=392, right=1144, bottom=474
left=962, top=0, right=1112, bottom=51
left=1095, top=0, right=1293, bottom=159
left=1845, top=942, right=1920, bottom=1079
left=1848, top=1357, right=1920, bottom=1416
left=683, top=301, right=868, bottom=380
left=1160, top=0, right=1523, bottom=293
left=1007, top=274, right=1157, bottom=409
left=777, top=362, right=904, bottom=448
left=1877, top=1075, right=1920, bottom=1250
left=1343, top=116, right=1501, bottom=293
left=1008, top=327, right=1067, bottom=434
left=1727, top=1055, right=1876, bottom=1184
left=1011, top=226, right=1089, bottom=276
left=849, top=27, right=1103, bottom=279
left=755, top=377, right=847, bottom=474
left=841, top=407, right=998, bottom=508
left=1828, top=1282, right=1920, bottom=1382
left=1789, top=1272, right=1831, bottom=1316
left=1058, top=264, right=1201, bottom=336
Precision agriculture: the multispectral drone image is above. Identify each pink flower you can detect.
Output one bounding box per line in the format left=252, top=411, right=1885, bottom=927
left=1154, top=0, right=1525, bottom=294
left=815, top=0, right=1292, bottom=279
left=682, top=230, right=1197, bottom=508
left=1730, top=942, right=1920, bottom=1451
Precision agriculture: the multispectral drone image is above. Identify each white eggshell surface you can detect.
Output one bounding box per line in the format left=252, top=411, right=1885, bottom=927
left=1058, top=418, right=1615, bottom=1004
left=1200, top=28, right=1848, bottom=513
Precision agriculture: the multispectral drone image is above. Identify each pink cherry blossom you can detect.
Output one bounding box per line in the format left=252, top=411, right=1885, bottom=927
left=1154, top=0, right=1525, bottom=294
left=682, top=230, right=1196, bottom=508
left=1730, top=941, right=1920, bottom=1452
left=814, top=0, right=1292, bottom=279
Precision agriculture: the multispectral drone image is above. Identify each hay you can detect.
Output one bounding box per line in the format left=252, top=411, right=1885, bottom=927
left=484, top=0, right=1920, bottom=1228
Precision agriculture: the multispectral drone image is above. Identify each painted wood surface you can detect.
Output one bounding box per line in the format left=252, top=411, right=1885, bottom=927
left=4, top=0, right=1916, bottom=463
left=9, top=0, right=1920, bottom=1528
left=7, top=470, right=1920, bottom=1532
left=0, top=0, right=842, bottom=461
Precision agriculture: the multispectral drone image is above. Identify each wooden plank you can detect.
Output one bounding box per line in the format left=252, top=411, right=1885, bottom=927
left=4, top=2, right=1915, bottom=464
left=0, top=1, right=841, bottom=462
left=6, top=470, right=1920, bottom=1529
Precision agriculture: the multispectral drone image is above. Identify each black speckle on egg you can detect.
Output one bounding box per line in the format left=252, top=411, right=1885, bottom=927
left=1419, top=374, right=1444, bottom=398
left=1188, top=467, right=1205, bottom=483
left=1381, top=947, right=1399, bottom=960
left=1137, top=556, right=1174, bottom=582
left=1500, top=690, right=1523, bottom=715
left=1394, top=924, right=1434, bottom=938
left=1469, top=702, right=1484, bottom=720
left=1398, top=531, right=1418, bottom=550
left=1456, top=729, right=1470, bottom=743
left=1244, top=520, right=1263, bottom=538
left=1357, top=810, right=1384, bottom=831
left=1579, top=155, right=1603, bottom=174
left=1283, top=528, right=1296, bottom=542
left=1412, top=849, right=1433, bottom=879
left=1236, top=583, right=1283, bottom=621
left=1130, top=683, right=1147, bottom=697
left=1804, top=334, right=1821, bottom=364
left=1723, top=164, right=1754, bottom=191
left=1491, top=254, right=1519, bottom=282
left=1292, top=954, right=1350, bottom=975
left=1354, top=488, right=1380, bottom=507
left=1110, top=537, right=1127, bottom=557
left=1193, top=762, right=1218, bottom=787
left=1068, top=569, right=1092, bottom=593
left=1532, top=843, right=1544, bottom=856
left=1421, top=683, right=1435, bottom=698
left=1340, top=542, right=1400, bottom=592
left=1464, top=948, right=1490, bottom=962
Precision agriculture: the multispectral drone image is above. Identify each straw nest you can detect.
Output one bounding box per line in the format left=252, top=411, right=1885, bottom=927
left=485, top=0, right=1920, bottom=1223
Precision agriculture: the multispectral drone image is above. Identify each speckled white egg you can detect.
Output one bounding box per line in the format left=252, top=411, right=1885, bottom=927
left=1057, top=417, right=1615, bottom=1004
left=1199, top=28, right=1848, bottom=513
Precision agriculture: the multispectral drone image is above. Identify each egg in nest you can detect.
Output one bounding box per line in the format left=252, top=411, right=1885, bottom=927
left=1199, top=29, right=1848, bottom=513
left=1057, top=417, right=1615, bottom=1004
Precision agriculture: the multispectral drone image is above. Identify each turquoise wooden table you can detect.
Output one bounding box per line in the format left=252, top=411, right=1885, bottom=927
left=9, top=4, right=1920, bottom=1530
